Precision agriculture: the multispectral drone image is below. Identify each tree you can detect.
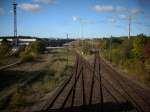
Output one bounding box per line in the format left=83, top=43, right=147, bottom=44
left=121, top=39, right=133, bottom=60
left=132, top=34, right=146, bottom=59
left=143, top=39, right=150, bottom=60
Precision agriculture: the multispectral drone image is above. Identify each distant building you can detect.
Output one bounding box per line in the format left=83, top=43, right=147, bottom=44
left=0, top=36, right=75, bottom=47
left=0, top=36, right=38, bottom=45
left=18, top=38, right=37, bottom=45
left=46, top=38, right=74, bottom=47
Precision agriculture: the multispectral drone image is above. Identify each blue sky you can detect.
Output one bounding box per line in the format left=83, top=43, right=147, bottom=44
left=0, top=0, right=150, bottom=38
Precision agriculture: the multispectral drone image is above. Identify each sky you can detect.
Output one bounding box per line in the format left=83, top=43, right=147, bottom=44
left=0, top=0, right=150, bottom=38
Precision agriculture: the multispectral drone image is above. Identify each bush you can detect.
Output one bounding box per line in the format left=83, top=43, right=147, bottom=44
left=19, top=40, right=46, bottom=62
left=21, top=53, right=35, bottom=62
left=111, top=49, right=122, bottom=64
left=14, top=45, right=26, bottom=57
left=119, top=40, right=134, bottom=61
left=99, top=34, right=150, bottom=85
left=0, top=39, right=11, bottom=58
left=82, top=41, right=93, bottom=55
left=29, top=41, right=46, bottom=54
left=132, top=34, right=146, bottom=58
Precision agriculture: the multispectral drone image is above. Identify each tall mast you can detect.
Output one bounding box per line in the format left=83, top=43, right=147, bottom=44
left=13, top=0, right=18, bottom=46
left=128, top=16, right=131, bottom=40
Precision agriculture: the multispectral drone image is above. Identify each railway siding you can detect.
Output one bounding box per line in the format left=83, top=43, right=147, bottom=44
left=34, top=51, right=150, bottom=112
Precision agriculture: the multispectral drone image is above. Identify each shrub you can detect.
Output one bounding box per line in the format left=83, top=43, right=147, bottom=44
left=112, top=37, right=123, bottom=44
left=19, top=40, right=46, bottom=62
left=14, top=45, right=26, bottom=57
left=119, top=40, right=134, bottom=60
left=0, top=39, right=11, bottom=58
left=132, top=34, right=146, bottom=58
left=21, top=53, right=35, bottom=62
left=82, top=41, right=93, bottom=55
left=111, top=49, right=122, bottom=64
left=29, top=41, right=46, bottom=54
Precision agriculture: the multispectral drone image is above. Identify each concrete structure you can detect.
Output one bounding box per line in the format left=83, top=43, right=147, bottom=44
left=18, top=38, right=37, bottom=45
left=0, top=37, right=37, bottom=45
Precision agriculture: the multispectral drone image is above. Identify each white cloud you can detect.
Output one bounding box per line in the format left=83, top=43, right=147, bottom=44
left=33, top=0, right=56, bottom=4
left=18, top=3, right=41, bottom=12
left=81, top=20, right=96, bottom=24
left=116, top=6, right=128, bottom=12
left=107, top=15, right=131, bottom=23
left=0, top=8, right=4, bottom=15
left=95, top=5, right=142, bottom=14
left=108, top=18, right=116, bottom=23
left=10, top=10, right=13, bottom=13
left=95, top=5, right=114, bottom=12
left=118, top=14, right=130, bottom=20
left=72, top=16, right=81, bottom=21
left=95, top=5, right=129, bottom=13
left=131, top=8, right=142, bottom=14
left=72, top=16, right=96, bottom=24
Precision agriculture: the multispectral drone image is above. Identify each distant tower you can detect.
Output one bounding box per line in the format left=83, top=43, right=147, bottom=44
left=128, top=16, right=131, bottom=40
left=13, top=0, right=18, bottom=46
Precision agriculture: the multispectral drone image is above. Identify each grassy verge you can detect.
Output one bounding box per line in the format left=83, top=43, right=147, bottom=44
left=100, top=48, right=150, bottom=86
left=2, top=48, right=75, bottom=111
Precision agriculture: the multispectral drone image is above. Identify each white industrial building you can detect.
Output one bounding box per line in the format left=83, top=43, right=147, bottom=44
left=0, top=37, right=38, bottom=45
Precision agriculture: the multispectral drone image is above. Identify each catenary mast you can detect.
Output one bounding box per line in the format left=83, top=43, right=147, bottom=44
left=13, top=0, right=18, bottom=46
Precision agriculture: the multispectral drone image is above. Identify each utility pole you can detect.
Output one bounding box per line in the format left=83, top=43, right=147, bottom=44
left=128, top=16, right=131, bottom=40
left=13, top=0, right=18, bottom=46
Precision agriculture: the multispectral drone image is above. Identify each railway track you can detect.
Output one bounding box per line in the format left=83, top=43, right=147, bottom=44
left=101, top=59, right=150, bottom=112
left=40, top=51, right=150, bottom=112
left=0, top=60, right=21, bottom=71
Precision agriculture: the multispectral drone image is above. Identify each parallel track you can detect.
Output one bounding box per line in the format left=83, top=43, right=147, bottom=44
left=41, top=51, right=150, bottom=112
left=101, top=58, right=150, bottom=112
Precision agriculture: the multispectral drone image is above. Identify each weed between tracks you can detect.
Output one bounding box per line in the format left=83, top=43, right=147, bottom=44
left=0, top=48, right=75, bottom=111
